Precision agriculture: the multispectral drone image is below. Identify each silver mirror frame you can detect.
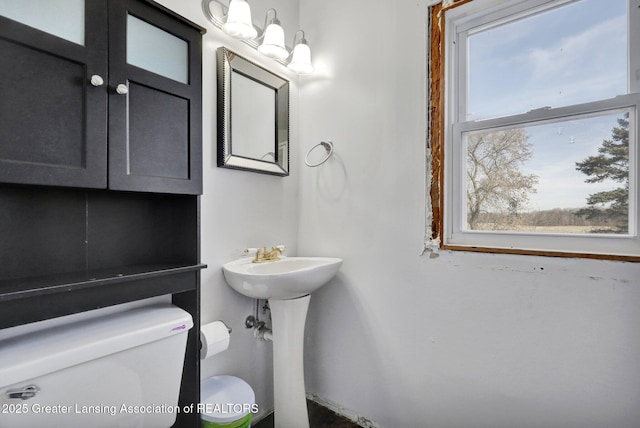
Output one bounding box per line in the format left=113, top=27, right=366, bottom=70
left=217, top=47, right=290, bottom=176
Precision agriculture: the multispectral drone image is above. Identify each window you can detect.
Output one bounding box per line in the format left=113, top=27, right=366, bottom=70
left=430, top=0, right=640, bottom=260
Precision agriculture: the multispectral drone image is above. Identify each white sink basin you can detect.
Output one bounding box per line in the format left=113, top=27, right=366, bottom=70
left=222, top=256, right=342, bottom=300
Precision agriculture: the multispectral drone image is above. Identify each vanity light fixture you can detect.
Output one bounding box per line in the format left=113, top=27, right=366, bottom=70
left=202, top=0, right=314, bottom=75
left=257, top=9, right=288, bottom=60
left=287, top=30, right=313, bottom=75
left=222, top=0, right=257, bottom=40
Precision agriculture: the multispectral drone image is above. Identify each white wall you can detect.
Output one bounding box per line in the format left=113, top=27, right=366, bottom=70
left=155, top=0, right=300, bottom=420
left=297, top=1, right=640, bottom=427
left=148, top=1, right=640, bottom=426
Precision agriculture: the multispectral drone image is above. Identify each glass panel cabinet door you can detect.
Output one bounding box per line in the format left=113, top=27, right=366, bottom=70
left=0, top=0, right=85, bottom=45
left=127, top=14, right=189, bottom=83
left=0, top=0, right=108, bottom=189
left=108, top=0, right=203, bottom=195
left=0, top=0, right=202, bottom=194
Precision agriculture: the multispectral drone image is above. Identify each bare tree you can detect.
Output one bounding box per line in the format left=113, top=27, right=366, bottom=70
left=466, top=129, right=538, bottom=229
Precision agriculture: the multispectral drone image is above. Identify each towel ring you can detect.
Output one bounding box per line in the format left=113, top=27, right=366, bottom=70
left=305, top=141, right=334, bottom=167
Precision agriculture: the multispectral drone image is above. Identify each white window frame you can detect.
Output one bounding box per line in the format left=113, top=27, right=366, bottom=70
left=442, top=0, right=640, bottom=258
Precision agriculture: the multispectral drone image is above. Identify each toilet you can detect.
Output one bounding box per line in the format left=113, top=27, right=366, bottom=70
left=200, top=375, right=256, bottom=428
left=0, top=304, right=192, bottom=428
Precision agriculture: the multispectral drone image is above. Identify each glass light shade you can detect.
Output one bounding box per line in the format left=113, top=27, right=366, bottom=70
left=288, top=43, right=313, bottom=74
left=222, top=0, right=257, bottom=40
left=258, top=23, right=289, bottom=60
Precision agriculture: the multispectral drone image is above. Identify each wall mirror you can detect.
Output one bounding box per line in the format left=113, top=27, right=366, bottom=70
left=217, top=47, right=289, bottom=176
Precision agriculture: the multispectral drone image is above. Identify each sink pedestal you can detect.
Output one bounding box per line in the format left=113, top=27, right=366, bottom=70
left=221, top=256, right=343, bottom=428
left=269, top=295, right=311, bottom=428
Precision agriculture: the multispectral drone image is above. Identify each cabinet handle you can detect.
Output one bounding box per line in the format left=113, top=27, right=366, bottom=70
left=115, top=84, right=129, bottom=95
left=89, top=75, right=104, bottom=87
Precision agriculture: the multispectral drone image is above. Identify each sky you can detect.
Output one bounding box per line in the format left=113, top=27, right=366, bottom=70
left=465, top=0, right=630, bottom=210
left=519, top=111, right=628, bottom=210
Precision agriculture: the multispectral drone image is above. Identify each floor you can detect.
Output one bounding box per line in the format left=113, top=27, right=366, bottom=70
left=253, top=400, right=360, bottom=428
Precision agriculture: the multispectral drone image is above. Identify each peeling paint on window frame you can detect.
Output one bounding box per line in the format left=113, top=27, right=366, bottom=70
left=426, top=0, right=640, bottom=262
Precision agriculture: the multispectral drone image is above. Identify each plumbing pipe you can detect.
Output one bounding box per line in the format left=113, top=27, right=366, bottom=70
left=254, top=324, right=273, bottom=342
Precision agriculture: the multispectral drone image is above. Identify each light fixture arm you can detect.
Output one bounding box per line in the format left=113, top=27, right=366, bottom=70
left=202, top=0, right=226, bottom=26
left=292, top=30, right=307, bottom=47
left=256, top=8, right=279, bottom=40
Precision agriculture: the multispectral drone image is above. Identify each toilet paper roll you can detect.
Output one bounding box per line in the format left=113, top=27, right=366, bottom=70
left=200, top=321, right=230, bottom=359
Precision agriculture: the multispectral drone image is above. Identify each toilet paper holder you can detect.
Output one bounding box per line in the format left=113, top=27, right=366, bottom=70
left=200, top=320, right=233, bottom=359
left=221, top=321, right=232, bottom=334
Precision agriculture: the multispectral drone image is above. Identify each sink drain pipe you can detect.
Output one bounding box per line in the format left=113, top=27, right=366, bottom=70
left=254, top=324, right=273, bottom=341
left=245, top=299, right=273, bottom=342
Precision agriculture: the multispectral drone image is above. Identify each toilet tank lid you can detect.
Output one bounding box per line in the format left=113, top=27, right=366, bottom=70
left=0, top=304, right=193, bottom=389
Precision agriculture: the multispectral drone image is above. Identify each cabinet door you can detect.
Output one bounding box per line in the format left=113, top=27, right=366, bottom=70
left=108, top=0, right=203, bottom=195
left=0, top=0, right=108, bottom=188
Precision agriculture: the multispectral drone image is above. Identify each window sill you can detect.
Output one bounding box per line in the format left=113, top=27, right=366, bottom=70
left=441, top=244, right=640, bottom=263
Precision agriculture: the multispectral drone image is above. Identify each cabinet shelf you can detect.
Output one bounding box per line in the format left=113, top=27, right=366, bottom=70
left=0, top=263, right=207, bottom=302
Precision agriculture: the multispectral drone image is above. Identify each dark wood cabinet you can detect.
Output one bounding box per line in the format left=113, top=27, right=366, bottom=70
left=0, top=0, right=203, bottom=195
left=0, top=1, right=108, bottom=189
left=108, top=0, right=203, bottom=194
left=0, top=2, right=206, bottom=427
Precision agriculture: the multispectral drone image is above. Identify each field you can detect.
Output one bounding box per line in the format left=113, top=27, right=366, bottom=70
left=472, top=224, right=619, bottom=234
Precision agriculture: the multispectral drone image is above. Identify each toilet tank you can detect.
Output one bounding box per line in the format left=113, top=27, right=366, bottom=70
left=0, top=304, right=193, bottom=428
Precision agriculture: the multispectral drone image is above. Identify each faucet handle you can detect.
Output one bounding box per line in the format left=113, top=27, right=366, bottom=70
left=246, top=245, right=285, bottom=263
left=243, top=245, right=284, bottom=255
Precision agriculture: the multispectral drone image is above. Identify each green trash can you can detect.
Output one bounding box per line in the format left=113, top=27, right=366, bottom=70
left=201, top=376, right=255, bottom=428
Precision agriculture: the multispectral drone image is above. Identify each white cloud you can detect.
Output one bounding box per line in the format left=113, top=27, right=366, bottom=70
left=468, top=14, right=627, bottom=119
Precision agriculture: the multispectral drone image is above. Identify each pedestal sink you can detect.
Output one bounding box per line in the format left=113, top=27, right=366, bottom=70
left=222, top=256, right=342, bottom=428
